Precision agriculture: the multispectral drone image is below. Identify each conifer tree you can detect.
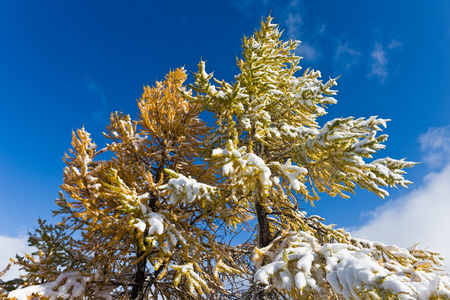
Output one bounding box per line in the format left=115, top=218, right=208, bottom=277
left=4, top=17, right=450, bottom=300
left=6, top=69, right=245, bottom=299
left=186, top=16, right=450, bottom=299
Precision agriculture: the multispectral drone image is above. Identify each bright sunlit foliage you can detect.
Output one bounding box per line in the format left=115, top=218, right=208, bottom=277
left=2, top=17, right=449, bottom=300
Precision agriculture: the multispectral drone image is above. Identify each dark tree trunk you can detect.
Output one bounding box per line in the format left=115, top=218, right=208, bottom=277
left=254, top=196, right=272, bottom=299
left=253, top=141, right=272, bottom=248
left=130, top=190, right=161, bottom=300
left=255, top=199, right=272, bottom=248
left=253, top=141, right=272, bottom=299
left=130, top=248, right=147, bottom=300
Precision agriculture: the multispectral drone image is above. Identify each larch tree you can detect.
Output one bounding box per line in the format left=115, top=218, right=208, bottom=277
left=3, top=17, right=450, bottom=300
left=4, top=69, right=244, bottom=300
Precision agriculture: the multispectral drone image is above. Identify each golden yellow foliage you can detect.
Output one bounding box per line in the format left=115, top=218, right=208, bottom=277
left=5, top=18, right=449, bottom=300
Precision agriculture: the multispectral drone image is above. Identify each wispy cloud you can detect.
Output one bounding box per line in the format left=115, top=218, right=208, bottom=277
left=296, top=41, right=320, bottom=61
left=0, top=235, right=34, bottom=281
left=368, top=43, right=388, bottom=83
left=86, top=78, right=108, bottom=109
left=285, top=12, right=302, bottom=38
left=335, top=42, right=362, bottom=71
left=227, top=0, right=270, bottom=17
left=89, top=111, right=107, bottom=125
left=351, top=126, right=450, bottom=270
left=388, top=39, right=403, bottom=50
left=228, top=0, right=321, bottom=62
left=84, top=77, right=108, bottom=125
left=419, top=126, right=450, bottom=169
left=285, top=0, right=304, bottom=38
left=284, top=0, right=321, bottom=62
left=367, top=39, right=403, bottom=83
left=317, top=24, right=326, bottom=36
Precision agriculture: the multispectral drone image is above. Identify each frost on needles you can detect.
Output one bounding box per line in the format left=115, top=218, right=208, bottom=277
left=2, top=16, right=449, bottom=300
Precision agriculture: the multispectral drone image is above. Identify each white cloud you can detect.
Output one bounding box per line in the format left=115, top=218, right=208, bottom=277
left=352, top=126, right=450, bottom=270
left=368, top=43, right=388, bottom=83
left=284, top=0, right=320, bottom=63
left=228, top=0, right=270, bottom=16
left=283, top=0, right=304, bottom=40
left=419, top=125, right=450, bottom=169
left=86, top=79, right=108, bottom=108
left=335, top=42, right=362, bottom=71
left=228, top=0, right=321, bottom=62
left=84, top=77, right=109, bottom=125
left=0, top=235, right=33, bottom=281
left=317, top=24, right=326, bottom=35
left=286, top=12, right=302, bottom=38
left=89, top=110, right=107, bottom=125
left=296, top=41, right=319, bottom=62
left=388, top=39, right=403, bottom=50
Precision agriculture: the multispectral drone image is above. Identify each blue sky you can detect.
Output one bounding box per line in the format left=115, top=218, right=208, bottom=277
left=1, top=0, right=449, bottom=276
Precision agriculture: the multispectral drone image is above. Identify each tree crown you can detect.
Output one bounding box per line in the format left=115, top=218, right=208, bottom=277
left=3, top=16, right=449, bottom=300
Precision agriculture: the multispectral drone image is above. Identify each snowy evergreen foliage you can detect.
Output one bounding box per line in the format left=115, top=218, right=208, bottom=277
left=2, top=17, right=449, bottom=300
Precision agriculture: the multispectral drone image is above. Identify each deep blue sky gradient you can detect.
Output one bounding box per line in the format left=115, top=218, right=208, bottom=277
left=0, top=0, right=448, bottom=236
